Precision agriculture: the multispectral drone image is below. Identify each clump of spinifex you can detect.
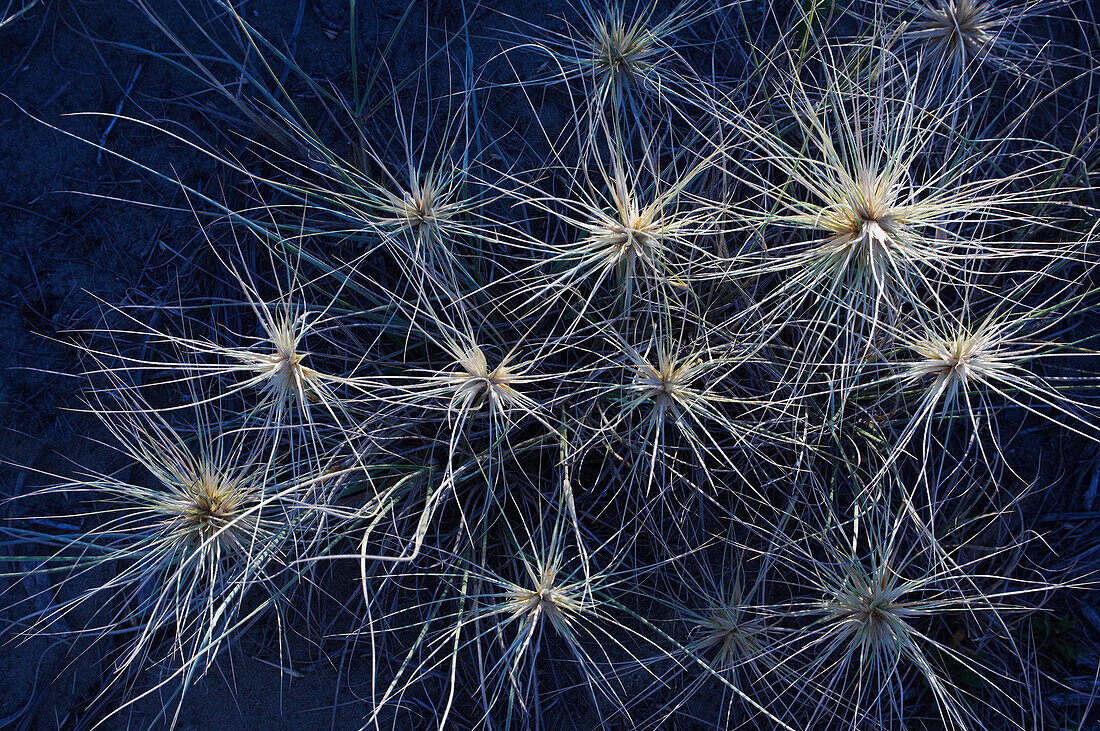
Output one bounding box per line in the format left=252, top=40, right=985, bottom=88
left=8, top=0, right=1099, bottom=728
left=881, top=0, right=1061, bottom=94
left=14, top=384, right=295, bottom=720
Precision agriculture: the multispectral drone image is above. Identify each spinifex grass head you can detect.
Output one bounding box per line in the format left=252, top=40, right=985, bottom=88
left=68, top=238, right=366, bottom=477
left=908, top=0, right=1002, bottom=61
left=383, top=300, right=547, bottom=429
left=166, top=460, right=260, bottom=558
left=684, top=562, right=777, bottom=683
left=873, top=285, right=1100, bottom=482
left=583, top=1, right=665, bottom=100
left=380, top=163, right=463, bottom=245
left=883, top=0, right=1058, bottom=95
left=515, top=0, right=717, bottom=122
left=598, top=314, right=795, bottom=495
left=127, top=0, right=492, bottom=306
left=357, top=149, right=487, bottom=293
left=444, top=342, right=527, bottom=416
left=499, top=549, right=591, bottom=641
left=902, top=319, right=1017, bottom=415
left=809, top=167, right=922, bottom=284
left=820, top=558, right=917, bottom=661
left=773, top=495, right=1048, bottom=731
left=16, top=382, right=294, bottom=723
left=628, top=339, right=706, bottom=417
left=717, top=43, right=1074, bottom=377
left=617, top=534, right=803, bottom=730
left=652, top=597, right=784, bottom=728
left=455, top=489, right=659, bottom=728
left=581, top=178, right=668, bottom=287
left=238, top=305, right=323, bottom=410
left=511, top=126, right=719, bottom=320
left=615, top=333, right=753, bottom=446
left=348, top=294, right=559, bottom=566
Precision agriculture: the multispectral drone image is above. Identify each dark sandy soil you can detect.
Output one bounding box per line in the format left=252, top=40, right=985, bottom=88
left=3, top=1, right=1100, bottom=730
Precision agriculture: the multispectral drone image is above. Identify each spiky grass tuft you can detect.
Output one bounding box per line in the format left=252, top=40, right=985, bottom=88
left=882, top=0, right=1062, bottom=95
left=7, top=1, right=1099, bottom=728
left=513, top=0, right=718, bottom=124
left=10, top=378, right=303, bottom=725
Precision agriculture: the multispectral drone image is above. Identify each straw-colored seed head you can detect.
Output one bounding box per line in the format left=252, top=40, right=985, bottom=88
left=604, top=215, right=659, bottom=258
left=634, top=352, right=692, bottom=412
left=504, top=565, right=583, bottom=634
left=815, top=171, right=913, bottom=276
left=919, top=337, right=975, bottom=378
left=696, top=606, right=764, bottom=669
left=450, top=345, right=522, bottom=412
left=592, top=17, right=656, bottom=81
left=245, top=315, right=319, bottom=406
left=264, top=347, right=303, bottom=382
left=263, top=343, right=316, bottom=400
left=826, top=571, right=913, bottom=655
left=914, top=0, right=997, bottom=61
left=830, top=173, right=902, bottom=238
left=513, top=585, right=565, bottom=622
left=456, top=345, right=508, bottom=386
left=905, top=326, right=1011, bottom=404
left=399, top=179, right=443, bottom=235
left=402, top=193, right=435, bottom=231
left=168, top=468, right=257, bottom=554
left=585, top=199, right=663, bottom=277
